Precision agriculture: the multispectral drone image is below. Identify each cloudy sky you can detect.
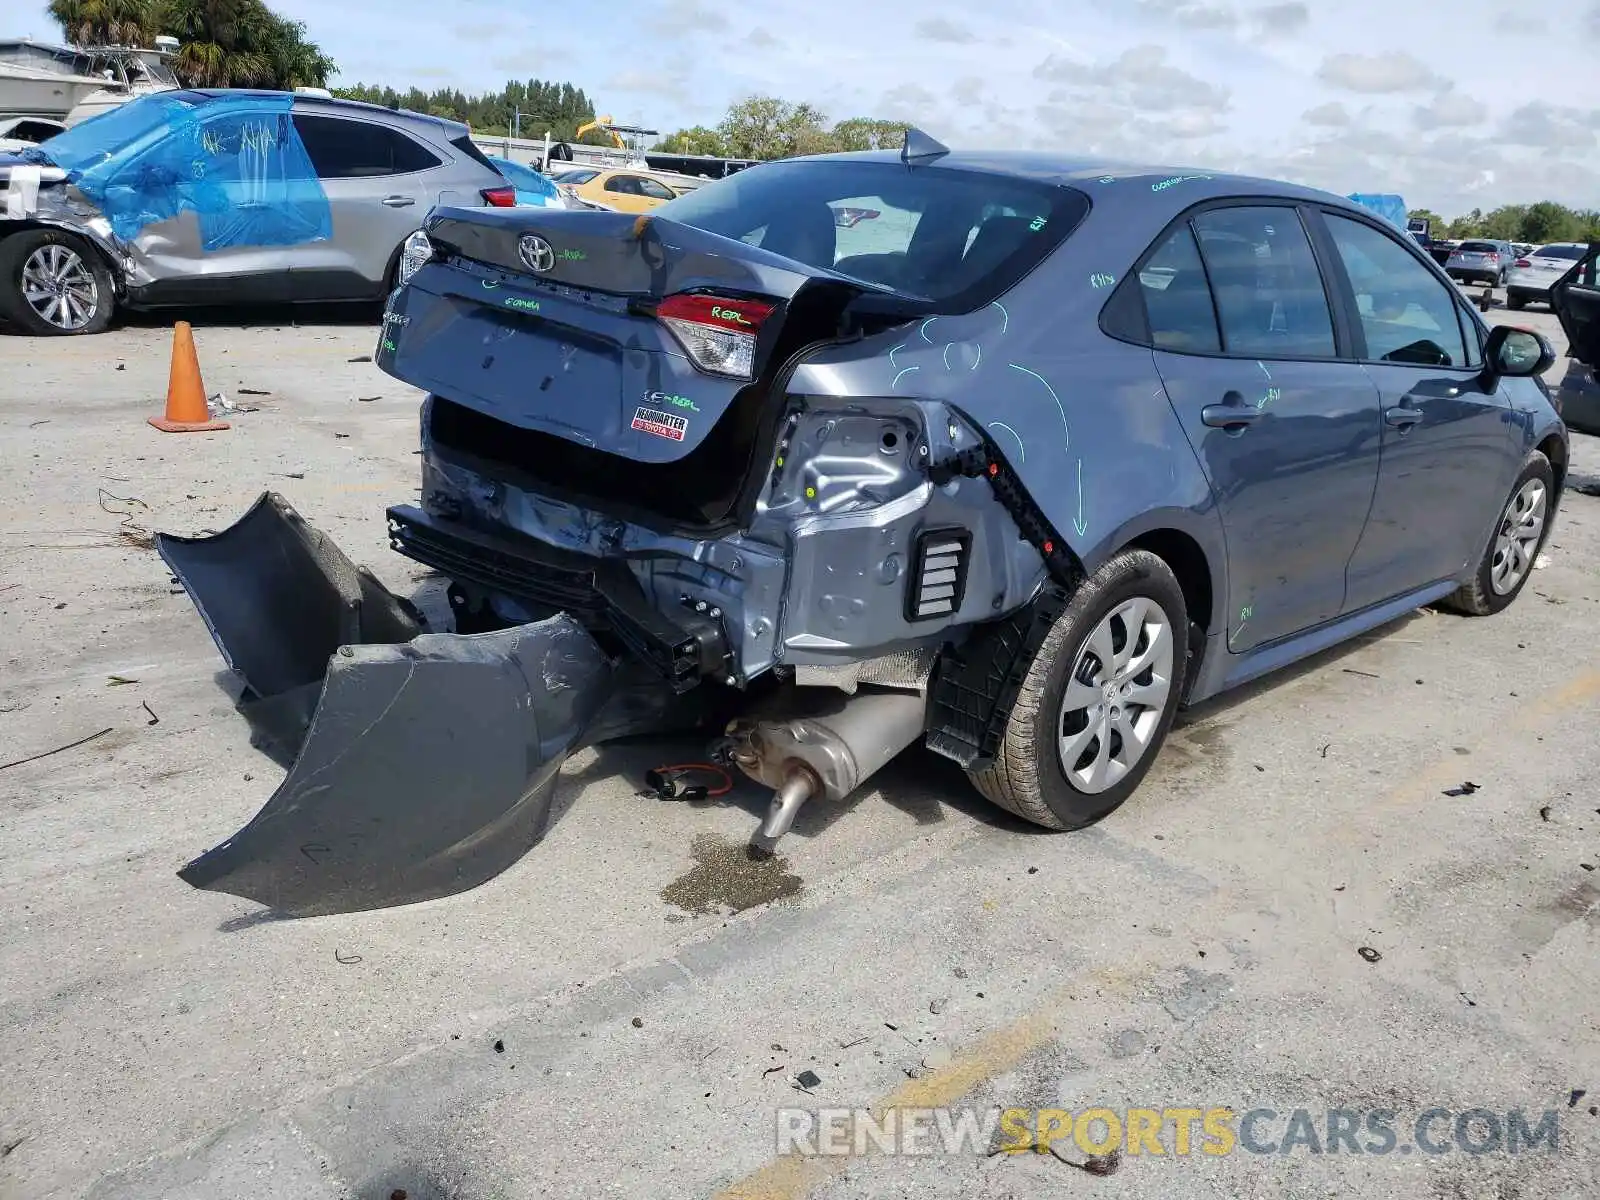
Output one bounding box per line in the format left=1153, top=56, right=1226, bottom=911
left=19, top=0, right=1600, bottom=216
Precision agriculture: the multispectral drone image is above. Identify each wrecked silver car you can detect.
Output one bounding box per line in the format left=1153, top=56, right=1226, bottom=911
left=0, top=90, right=509, bottom=334
left=161, top=131, right=1567, bottom=917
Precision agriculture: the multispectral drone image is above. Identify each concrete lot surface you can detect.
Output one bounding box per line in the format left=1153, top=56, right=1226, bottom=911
left=1, top=301, right=1598, bottom=1200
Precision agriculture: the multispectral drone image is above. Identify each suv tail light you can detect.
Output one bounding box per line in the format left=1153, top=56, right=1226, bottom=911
left=656, top=293, right=776, bottom=380
left=481, top=186, right=517, bottom=208
left=1485, top=251, right=1499, bottom=261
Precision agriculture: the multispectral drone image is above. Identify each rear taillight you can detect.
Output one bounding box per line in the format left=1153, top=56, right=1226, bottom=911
left=656, top=293, right=776, bottom=380
left=1515, top=259, right=1531, bottom=268
left=481, top=186, right=517, bottom=208
left=1486, top=252, right=1499, bottom=261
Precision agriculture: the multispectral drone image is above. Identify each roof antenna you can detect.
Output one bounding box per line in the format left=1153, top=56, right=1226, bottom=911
left=901, top=127, right=949, bottom=165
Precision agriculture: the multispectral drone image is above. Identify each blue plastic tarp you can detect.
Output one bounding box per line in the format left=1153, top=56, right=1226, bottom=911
left=1346, top=193, right=1409, bottom=232
left=30, top=92, right=331, bottom=251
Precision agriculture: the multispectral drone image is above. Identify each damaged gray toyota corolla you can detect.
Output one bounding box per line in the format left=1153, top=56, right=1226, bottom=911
left=162, top=131, right=1568, bottom=916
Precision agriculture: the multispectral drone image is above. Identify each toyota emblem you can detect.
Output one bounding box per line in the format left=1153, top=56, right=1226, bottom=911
left=519, top=234, right=556, bottom=273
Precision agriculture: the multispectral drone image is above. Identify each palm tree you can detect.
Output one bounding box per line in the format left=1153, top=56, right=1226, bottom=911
left=47, top=0, right=156, bottom=46
left=154, top=0, right=334, bottom=89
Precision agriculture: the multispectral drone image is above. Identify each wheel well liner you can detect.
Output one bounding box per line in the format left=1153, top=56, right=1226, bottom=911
left=924, top=523, right=1214, bottom=770
left=1537, top=431, right=1567, bottom=499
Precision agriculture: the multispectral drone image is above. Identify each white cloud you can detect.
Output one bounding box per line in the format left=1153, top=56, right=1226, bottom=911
left=1413, top=89, right=1487, bottom=130
left=1303, top=102, right=1351, bottom=127
left=1316, top=51, right=1441, bottom=93
left=1036, top=44, right=1231, bottom=113
left=913, top=17, right=976, bottom=43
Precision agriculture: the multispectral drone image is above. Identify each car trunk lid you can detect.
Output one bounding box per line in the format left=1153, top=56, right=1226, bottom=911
left=378, top=206, right=878, bottom=466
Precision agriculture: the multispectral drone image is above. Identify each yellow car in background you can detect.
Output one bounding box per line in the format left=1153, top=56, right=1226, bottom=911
left=548, top=166, right=704, bottom=213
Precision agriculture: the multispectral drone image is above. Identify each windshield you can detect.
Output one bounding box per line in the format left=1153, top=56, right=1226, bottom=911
left=21, top=91, right=201, bottom=170
left=1532, top=243, right=1584, bottom=260
left=654, top=158, right=1090, bottom=309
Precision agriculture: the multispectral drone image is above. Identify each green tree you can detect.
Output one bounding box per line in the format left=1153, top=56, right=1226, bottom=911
left=1520, top=200, right=1578, bottom=244
left=717, top=95, right=832, bottom=160
left=660, top=125, right=729, bottom=156
left=1478, top=205, right=1528, bottom=240
left=830, top=117, right=910, bottom=152
left=51, top=0, right=335, bottom=89
left=47, top=0, right=153, bottom=45
left=331, top=77, right=595, bottom=140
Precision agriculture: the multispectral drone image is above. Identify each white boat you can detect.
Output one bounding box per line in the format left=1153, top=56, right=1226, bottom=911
left=0, top=36, right=179, bottom=126
left=0, top=59, right=109, bottom=120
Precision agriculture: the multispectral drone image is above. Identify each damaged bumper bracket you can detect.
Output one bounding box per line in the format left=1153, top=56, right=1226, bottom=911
left=387, top=504, right=730, bottom=691
left=158, top=492, right=632, bottom=917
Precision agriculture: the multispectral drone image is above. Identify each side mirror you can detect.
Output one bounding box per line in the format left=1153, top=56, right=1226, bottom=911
left=1483, top=324, right=1555, bottom=380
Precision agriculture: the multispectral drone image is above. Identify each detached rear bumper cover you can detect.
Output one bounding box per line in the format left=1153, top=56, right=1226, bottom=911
left=159, top=493, right=620, bottom=917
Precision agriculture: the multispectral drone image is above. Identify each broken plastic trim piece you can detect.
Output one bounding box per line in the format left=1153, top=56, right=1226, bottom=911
left=157, top=492, right=655, bottom=917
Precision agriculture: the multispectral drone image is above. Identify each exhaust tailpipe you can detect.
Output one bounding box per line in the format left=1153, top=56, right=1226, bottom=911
left=722, top=687, right=927, bottom=851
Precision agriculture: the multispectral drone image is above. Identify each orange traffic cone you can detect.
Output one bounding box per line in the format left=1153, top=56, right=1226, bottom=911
left=149, top=321, right=229, bottom=433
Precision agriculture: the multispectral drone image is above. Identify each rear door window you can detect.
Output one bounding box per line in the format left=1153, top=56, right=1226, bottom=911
left=604, top=174, right=643, bottom=195
left=1138, top=222, right=1222, bottom=354
left=291, top=114, right=441, bottom=178
left=1191, top=206, right=1338, bottom=358
left=637, top=177, right=676, bottom=201
left=652, top=159, right=1089, bottom=310
left=1323, top=213, right=1470, bottom=367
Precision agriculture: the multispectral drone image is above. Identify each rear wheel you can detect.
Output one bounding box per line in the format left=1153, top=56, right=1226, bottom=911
left=968, top=549, right=1189, bottom=830
left=0, top=229, right=115, bottom=335
left=1439, top=452, right=1554, bottom=617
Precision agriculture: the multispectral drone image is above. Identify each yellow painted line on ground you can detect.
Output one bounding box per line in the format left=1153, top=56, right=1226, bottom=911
left=1329, top=666, right=1600, bottom=844
left=709, top=917, right=1237, bottom=1200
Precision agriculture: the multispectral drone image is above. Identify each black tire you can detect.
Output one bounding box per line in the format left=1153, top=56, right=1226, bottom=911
left=1439, top=452, right=1555, bottom=617
left=967, top=549, right=1190, bottom=830
left=0, top=228, right=115, bottom=335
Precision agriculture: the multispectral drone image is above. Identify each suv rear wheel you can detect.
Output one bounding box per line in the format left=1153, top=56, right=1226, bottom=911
left=968, top=549, right=1189, bottom=830
left=0, top=229, right=115, bottom=335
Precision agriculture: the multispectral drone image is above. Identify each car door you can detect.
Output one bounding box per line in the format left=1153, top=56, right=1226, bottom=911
left=1313, top=209, right=1518, bottom=611
left=634, top=175, right=678, bottom=210
left=1142, top=203, right=1382, bottom=653
left=121, top=105, right=307, bottom=304
left=599, top=173, right=653, bottom=213
left=1551, top=242, right=1600, bottom=367
left=286, top=112, right=443, bottom=299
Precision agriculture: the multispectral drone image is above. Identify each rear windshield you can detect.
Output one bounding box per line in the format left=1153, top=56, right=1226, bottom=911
left=653, top=158, right=1090, bottom=310
left=1533, top=243, right=1584, bottom=260
left=1458, top=241, right=1500, bottom=253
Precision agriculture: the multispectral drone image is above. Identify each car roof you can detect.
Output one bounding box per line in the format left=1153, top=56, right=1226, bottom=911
left=763, top=148, right=1394, bottom=217
left=185, top=88, right=470, bottom=139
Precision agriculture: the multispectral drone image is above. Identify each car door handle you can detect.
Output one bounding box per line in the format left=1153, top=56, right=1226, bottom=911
left=1201, top=403, right=1264, bottom=430
left=381, top=195, right=415, bottom=207
left=1384, top=406, right=1424, bottom=429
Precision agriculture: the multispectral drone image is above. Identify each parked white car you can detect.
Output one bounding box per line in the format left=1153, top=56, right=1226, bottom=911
left=1506, top=242, right=1589, bottom=310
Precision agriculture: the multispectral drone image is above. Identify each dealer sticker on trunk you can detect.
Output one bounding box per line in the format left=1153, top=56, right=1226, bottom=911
left=631, top=407, right=688, bottom=441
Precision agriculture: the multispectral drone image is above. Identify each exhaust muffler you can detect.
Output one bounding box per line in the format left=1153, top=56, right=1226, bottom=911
left=722, top=687, right=927, bottom=851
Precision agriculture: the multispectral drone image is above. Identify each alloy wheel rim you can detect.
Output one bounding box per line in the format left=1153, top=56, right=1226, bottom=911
left=1490, top=478, right=1546, bottom=596
left=21, top=243, right=98, bottom=331
left=1057, top=596, right=1175, bottom=794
